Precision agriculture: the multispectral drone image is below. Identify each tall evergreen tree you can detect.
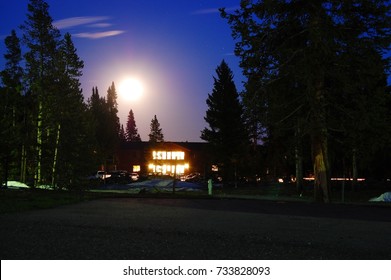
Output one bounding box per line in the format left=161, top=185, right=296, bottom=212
left=87, top=87, right=104, bottom=166
left=0, top=30, right=24, bottom=186
left=222, top=0, right=390, bottom=202
left=148, top=115, right=164, bottom=143
left=106, top=82, right=120, bottom=164
left=125, top=109, right=141, bottom=142
left=52, top=32, right=89, bottom=187
left=119, top=124, right=126, bottom=143
left=21, top=0, right=61, bottom=187
left=201, top=60, right=249, bottom=182
left=87, top=84, right=121, bottom=170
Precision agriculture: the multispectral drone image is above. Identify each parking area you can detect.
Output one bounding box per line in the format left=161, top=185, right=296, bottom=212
left=1, top=197, right=390, bottom=259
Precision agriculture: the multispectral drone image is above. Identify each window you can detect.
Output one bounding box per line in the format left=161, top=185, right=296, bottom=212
left=152, top=150, right=184, bottom=160
left=133, top=165, right=140, bottom=172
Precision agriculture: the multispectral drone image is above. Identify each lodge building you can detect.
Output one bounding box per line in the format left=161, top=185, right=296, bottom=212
left=117, top=142, right=210, bottom=177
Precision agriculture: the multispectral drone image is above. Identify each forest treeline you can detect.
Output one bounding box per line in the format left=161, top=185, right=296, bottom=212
left=219, top=0, right=391, bottom=202
left=0, top=0, right=164, bottom=189
left=1, top=0, right=390, bottom=202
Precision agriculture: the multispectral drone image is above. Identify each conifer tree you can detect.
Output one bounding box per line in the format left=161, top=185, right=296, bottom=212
left=201, top=60, right=249, bottom=182
left=106, top=82, right=120, bottom=161
left=125, top=109, right=141, bottom=142
left=87, top=83, right=121, bottom=170
left=149, top=115, right=164, bottom=143
left=119, top=124, right=126, bottom=143
left=222, top=0, right=391, bottom=202
left=21, top=0, right=61, bottom=187
left=53, top=32, right=89, bottom=187
left=0, top=30, right=24, bottom=186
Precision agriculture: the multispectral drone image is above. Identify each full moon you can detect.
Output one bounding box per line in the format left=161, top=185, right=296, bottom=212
left=119, top=78, right=144, bottom=101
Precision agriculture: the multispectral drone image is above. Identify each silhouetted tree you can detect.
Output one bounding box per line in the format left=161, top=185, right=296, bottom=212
left=21, top=0, right=61, bottom=187
left=148, top=115, right=164, bottom=143
left=119, top=124, right=126, bottom=143
left=87, top=86, right=120, bottom=170
left=106, top=82, right=121, bottom=152
left=201, top=60, right=249, bottom=182
left=87, top=87, right=105, bottom=165
left=125, top=109, right=141, bottom=142
left=52, top=32, right=90, bottom=188
left=222, top=0, right=390, bottom=202
left=0, top=30, right=24, bottom=186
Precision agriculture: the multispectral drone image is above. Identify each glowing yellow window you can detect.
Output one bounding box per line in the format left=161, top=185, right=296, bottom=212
left=133, top=165, right=140, bottom=172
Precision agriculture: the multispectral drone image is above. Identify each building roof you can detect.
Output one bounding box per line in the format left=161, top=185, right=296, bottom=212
left=120, top=141, right=208, bottom=152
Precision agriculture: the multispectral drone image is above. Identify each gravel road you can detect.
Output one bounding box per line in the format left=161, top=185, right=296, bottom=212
left=1, top=198, right=390, bottom=259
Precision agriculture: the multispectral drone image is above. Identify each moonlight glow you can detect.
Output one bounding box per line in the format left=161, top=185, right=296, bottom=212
left=119, top=78, right=144, bottom=101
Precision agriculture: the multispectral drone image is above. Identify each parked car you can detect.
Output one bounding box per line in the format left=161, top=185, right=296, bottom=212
left=130, top=173, right=139, bottom=181
left=107, top=170, right=132, bottom=184
left=96, top=171, right=111, bottom=180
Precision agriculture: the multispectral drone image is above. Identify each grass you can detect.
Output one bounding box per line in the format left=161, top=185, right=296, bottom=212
left=0, top=189, right=94, bottom=214
left=0, top=187, right=210, bottom=214
left=213, top=181, right=391, bottom=204
left=1, top=181, right=389, bottom=214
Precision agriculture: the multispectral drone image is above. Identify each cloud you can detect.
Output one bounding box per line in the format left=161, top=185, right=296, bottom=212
left=191, top=6, right=239, bottom=15
left=53, top=16, right=110, bottom=29
left=74, top=30, right=125, bottom=39
left=53, top=16, right=124, bottom=39
left=88, top=23, right=112, bottom=28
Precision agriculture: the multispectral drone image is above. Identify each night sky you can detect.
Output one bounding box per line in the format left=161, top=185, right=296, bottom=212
left=0, top=0, right=244, bottom=142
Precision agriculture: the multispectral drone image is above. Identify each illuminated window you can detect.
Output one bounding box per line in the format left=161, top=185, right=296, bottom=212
left=133, top=165, right=141, bottom=172
left=171, top=151, right=184, bottom=160
left=156, top=151, right=166, bottom=160
left=152, top=150, right=184, bottom=160
left=147, top=163, right=189, bottom=175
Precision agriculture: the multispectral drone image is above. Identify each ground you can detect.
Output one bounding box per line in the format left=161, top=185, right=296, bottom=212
left=1, top=196, right=390, bottom=259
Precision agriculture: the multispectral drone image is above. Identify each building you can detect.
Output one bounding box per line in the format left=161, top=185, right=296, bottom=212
left=117, top=141, right=210, bottom=177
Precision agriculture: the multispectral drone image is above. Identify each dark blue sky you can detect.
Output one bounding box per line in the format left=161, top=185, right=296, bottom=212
left=0, top=0, right=244, bottom=142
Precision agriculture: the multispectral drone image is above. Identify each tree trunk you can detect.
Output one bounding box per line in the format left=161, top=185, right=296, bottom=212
left=312, top=85, right=331, bottom=203
left=51, top=123, right=61, bottom=188
left=312, top=134, right=330, bottom=202
left=309, top=8, right=331, bottom=203
left=20, top=144, right=27, bottom=183
left=352, top=147, right=358, bottom=190
left=2, top=154, right=9, bottom=188
left=295, top=119, right=303, bottom=194
left=34, top=101, right=43, bottom=187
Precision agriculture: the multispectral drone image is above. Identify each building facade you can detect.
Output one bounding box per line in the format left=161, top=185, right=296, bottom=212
left=117, top=142, right=210, bottom=178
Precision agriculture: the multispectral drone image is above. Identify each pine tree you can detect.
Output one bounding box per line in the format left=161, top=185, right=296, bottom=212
left=87, top=87, right=110, bottom=169
left=87, top=87, right=105, bottom=165
left=0, top=30, right=24, bottom=186
left=87, top=84, right=121, bottom=170
left=119, top=124, right=126, bottom=143
left=125, top=109, right=141, bottom=142
left=21, top=0, right=61, bottom=187
left=222, top=0, right=391, bottom=202
left=52, top=32, right=89, bottom=187
left=148, top=115, right=164, bottom=143
left=106, top=82, right=120, bottom=162
left=201, top=60, right=248, bottom=182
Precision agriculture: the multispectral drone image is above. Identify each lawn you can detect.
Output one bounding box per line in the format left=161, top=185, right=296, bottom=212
left=1, top=179, right=389, bottom=214
left=0, top=189, right=93, bottom=214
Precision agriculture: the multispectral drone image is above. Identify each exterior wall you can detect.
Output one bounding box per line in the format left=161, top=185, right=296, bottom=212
left=117, top=142, right=209, bottom=177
